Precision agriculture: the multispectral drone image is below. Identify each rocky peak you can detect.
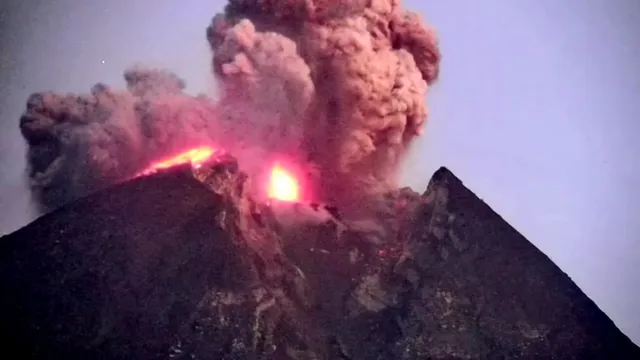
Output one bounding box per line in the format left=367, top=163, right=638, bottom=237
left=0, top=159, right=638, bottom=359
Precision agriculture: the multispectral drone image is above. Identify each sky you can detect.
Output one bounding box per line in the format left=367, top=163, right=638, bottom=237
left=0, top=0, right=638, bottom=343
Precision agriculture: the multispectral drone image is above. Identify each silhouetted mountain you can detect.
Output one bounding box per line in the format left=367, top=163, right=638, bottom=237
left=1, top=158, right=638, bottom=359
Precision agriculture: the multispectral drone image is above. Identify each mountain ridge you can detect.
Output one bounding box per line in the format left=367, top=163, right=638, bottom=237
left=1, top=159, right=637, bottom=359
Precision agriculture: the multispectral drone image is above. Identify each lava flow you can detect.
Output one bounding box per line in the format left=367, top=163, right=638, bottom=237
left=154, top=147, right=216, bottom=170
left=137, top=146, right=218, bottom=177
left=138, top=146, right=301, bottom=202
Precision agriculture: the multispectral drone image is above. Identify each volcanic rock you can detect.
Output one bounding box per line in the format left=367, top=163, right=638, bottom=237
left=0, top=158, right=638, bottom=359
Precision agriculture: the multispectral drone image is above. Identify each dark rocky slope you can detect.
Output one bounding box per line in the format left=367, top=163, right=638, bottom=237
left=1, top=157, right=638, bottom=359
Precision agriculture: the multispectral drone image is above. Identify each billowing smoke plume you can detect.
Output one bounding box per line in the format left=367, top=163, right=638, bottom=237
left=20, top=0, right=440, bottom=211
left=20, top=67, right=300, bottom=211
left=209, top=0, right=440, bottom=203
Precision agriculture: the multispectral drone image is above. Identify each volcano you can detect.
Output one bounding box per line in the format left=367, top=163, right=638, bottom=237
left=1, top=157, right=638, bottom=359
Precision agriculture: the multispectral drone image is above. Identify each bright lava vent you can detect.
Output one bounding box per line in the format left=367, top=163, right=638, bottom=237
left=268, top=164, right=299, bottom=202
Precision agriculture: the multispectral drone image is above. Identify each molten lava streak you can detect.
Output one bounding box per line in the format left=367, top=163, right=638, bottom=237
left=145, top=147, right=217, bottom=173
left=268, top=164, right=300, bottom=202
left=138, top=146, right=301, bottom=202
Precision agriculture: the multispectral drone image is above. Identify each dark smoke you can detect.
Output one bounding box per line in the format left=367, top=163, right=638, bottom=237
left=21, top=68, right=219, bottom=211
left=209, top=0, right=441, bottom=203
left=20, top=0, right=440, bottom=212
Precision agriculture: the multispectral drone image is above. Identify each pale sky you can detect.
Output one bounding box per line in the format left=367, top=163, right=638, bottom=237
left=0, top=0, right=638, bottom=343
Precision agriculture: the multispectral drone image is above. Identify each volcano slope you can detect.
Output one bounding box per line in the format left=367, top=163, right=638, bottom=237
left=1, top=157, right=638, bottom=359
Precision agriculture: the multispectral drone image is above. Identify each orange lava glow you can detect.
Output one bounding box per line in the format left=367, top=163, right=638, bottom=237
left=139, top=146, right=302, bottom=202
left=268, top=164, right=300, bottom=202
left=140, top=146, right=217, bottom=175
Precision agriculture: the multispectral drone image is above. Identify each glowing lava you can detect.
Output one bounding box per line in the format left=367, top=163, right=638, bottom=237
left=268, top=164, right=300, bottom=202
left=138, top=146, right=301, bottom=202
left=139, top=146, right=217, bottom=176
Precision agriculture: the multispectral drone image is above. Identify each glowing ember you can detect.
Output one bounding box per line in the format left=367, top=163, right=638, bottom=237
left=140, top=146, right=216, bottom=175
left=268, top=164, right=300, bottom=202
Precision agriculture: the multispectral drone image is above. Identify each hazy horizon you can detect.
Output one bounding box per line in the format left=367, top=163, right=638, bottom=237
left=1, top=0, right=638, bottom=343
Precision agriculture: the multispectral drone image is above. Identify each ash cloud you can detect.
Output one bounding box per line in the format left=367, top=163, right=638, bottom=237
left=209, top=0, right=440, bottom=203
left=19, top=0, right=440, bottom=212
left=21, top=68, right=216, bottom=211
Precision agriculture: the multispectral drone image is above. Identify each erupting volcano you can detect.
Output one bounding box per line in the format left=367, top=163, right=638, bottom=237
left=137, top=146, right=302, bottom=202
left=6, top=1, right=640, bottom=358
left=19, top=0, right=441, bottom=213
